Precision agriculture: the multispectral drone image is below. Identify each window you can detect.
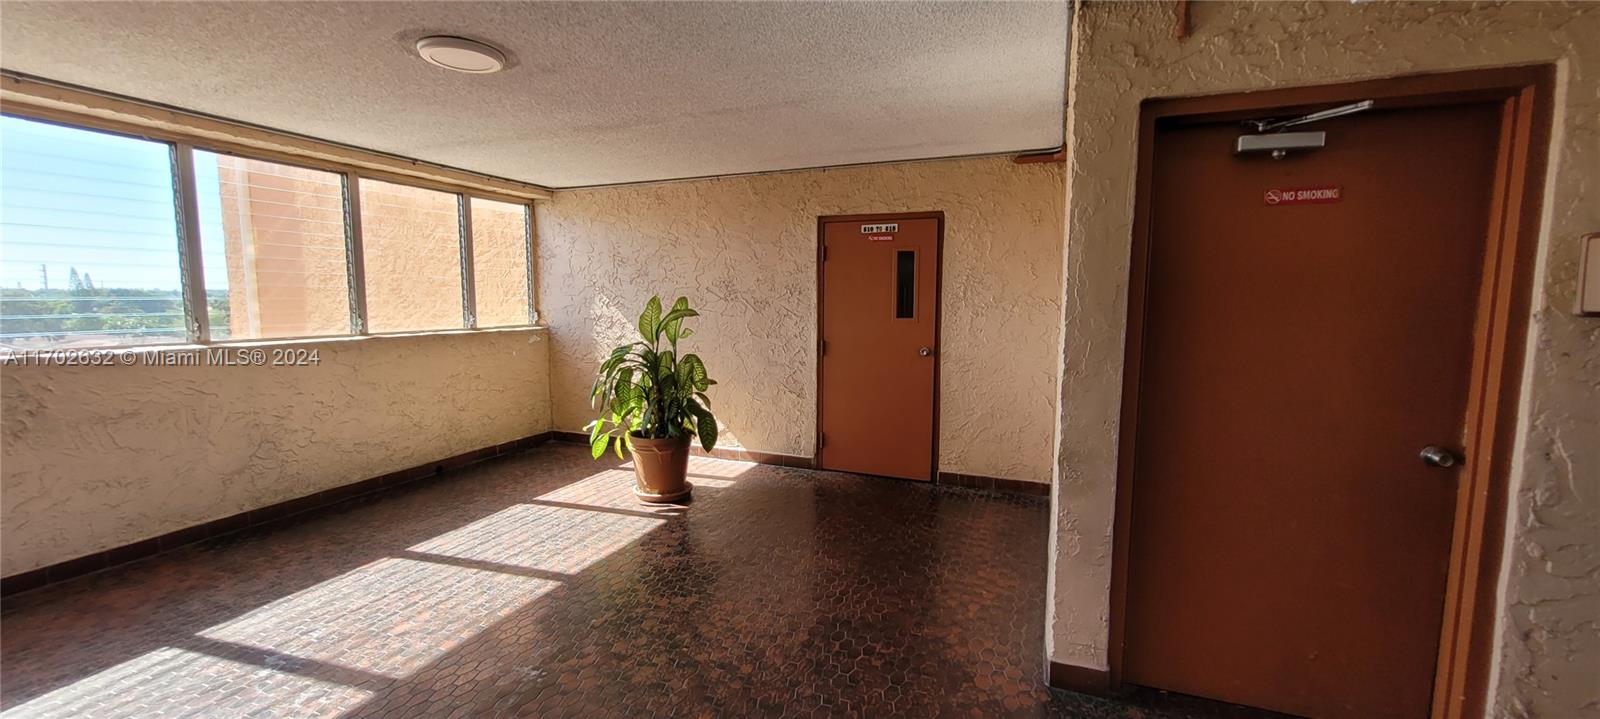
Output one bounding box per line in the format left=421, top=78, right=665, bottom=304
left=0, top=116, right=187, bottom=349
left=469, top=198, right=532, bottom=327
left=193, top=151, right=351, bottom=340
left=358, top=179, right=464, bottom=333
left=0, top=111, right=538, bottom=350
left=894, top=249, right=916, bottom=319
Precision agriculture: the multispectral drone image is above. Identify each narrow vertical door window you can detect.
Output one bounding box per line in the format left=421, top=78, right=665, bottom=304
left=894, top=249, right=916, bottom=319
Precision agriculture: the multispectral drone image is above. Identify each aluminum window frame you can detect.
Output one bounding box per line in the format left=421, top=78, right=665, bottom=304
left=462, top=196, right=537, bottom=330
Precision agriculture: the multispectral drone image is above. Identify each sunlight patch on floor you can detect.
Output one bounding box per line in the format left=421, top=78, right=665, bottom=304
left=199, top=557, right=557, bottom=677
left=0, top=647, right=372, bottom=719
left=533, top=468, right=654, bottom=509
left=409, top=496, right=665, bottom=574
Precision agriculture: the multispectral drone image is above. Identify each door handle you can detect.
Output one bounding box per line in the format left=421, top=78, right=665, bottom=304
left=919, top=347, right=932, bottom=357
left=1419, top=446, right=1459, bottom=468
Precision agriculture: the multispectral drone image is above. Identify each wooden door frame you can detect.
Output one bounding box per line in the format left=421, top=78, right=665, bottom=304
left=815, top=211, right=946, bottom=481
left=1106, top=65, right=1554, bottom=719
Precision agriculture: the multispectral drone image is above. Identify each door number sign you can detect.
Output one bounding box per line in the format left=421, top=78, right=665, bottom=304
left=1265, top=186, right=1342, bottom=206
left=862, top=223, right=898, bottom=241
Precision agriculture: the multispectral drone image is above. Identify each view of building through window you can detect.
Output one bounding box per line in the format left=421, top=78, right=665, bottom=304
left=469, top=197, right=531, bottom=327
left=359, top=179, right=465, bottom=333
left=0, top=116, right=188, bottom=348
left=194, top=151, right=351, bottom=340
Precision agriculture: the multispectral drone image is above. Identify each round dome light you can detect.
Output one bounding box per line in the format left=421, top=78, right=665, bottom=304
left=414, top=36, right=506, bottom=74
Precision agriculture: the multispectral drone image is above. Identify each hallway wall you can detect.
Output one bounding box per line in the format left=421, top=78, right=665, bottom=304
left=536, top=155, right=1065, bottom=484
left=1, top=329, right=552, bottom=577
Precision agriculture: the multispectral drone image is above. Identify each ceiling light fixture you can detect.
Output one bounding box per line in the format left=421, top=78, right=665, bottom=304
left=414, top=36, right=506, bottom=74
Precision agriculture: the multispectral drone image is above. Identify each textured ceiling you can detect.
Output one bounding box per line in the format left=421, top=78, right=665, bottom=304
left=0, top=1, right=1069, bottom=188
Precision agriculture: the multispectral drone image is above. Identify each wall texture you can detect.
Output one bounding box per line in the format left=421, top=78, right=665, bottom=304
left=537, top=156, right=1065, bottom=483
left=0, top=328, right=551, bottom=576
left=1045, top=3, right=1598, bottom=718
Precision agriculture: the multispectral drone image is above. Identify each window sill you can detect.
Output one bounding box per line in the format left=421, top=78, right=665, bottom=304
left=0, top=325, right=548, bottom=361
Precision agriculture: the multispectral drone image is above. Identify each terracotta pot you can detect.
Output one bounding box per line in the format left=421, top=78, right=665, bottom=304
left=630, top=434, right=692, bottom=504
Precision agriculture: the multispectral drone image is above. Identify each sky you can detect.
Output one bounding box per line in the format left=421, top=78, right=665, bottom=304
left=0, top=114, right=235, bottom=293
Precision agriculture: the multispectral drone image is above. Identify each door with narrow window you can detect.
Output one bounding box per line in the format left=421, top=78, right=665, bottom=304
left=818, top=214, right=940, bottom=481
left=1122, top=101, right=1504, bottom=718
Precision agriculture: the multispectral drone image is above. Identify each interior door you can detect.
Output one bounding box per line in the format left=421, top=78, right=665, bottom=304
left=1123, top=101, right=1503, bottom=718
left=818, top=215, right=939, bottom=480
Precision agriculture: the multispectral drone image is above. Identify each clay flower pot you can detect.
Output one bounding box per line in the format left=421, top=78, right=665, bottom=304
left=630, top=434, right=692, bottom=504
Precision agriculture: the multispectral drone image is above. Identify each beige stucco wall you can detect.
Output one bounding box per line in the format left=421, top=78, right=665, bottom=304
left=1045, top=2, right=1598, bottom=718
left=536, top=156, right=1065, bottom=483
left=0, top=328, right=551, bottom=577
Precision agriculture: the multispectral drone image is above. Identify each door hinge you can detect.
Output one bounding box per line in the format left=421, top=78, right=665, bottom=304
left=818, top=432, right=825, bottom=449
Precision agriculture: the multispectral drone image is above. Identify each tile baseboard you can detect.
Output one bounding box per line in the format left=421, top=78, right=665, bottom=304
left=938, top=470, right=1051, bottom=497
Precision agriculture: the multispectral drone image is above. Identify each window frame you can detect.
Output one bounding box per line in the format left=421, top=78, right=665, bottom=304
left=0, top=110, right=540, bottom=350
left=463, top=195, right=538, bottom=330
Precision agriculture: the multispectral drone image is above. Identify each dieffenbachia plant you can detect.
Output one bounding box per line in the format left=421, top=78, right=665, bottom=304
left=586, top=295, right=718, bottom=458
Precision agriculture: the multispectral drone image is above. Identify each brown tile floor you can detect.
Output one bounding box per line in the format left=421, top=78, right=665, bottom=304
left=1, top=444, right=1280, bottom=718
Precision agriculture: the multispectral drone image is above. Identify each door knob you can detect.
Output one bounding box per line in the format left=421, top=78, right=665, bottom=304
left=919, top=347, right=932, bottom=357
left=1419, top=446, right=1459, bottom=468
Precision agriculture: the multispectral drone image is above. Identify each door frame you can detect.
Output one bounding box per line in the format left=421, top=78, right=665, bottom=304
left=815, top=211, right=946, bottom=480
left=1106, top=65, right=1554, bottom=719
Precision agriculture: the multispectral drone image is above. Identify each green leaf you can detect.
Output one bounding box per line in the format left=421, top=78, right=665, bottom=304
left=659, top=307, right=698, bottom=344
left=681, top=353, right=708, bottom=389
left=638, top=296, right=662, bottom=341
left=589, top=430, right=609, bottom=459
left=696, top=411, right=717, bottom=452
left=657, top=349, right=675, bottom=384
left=663, top=296, right=690, bottom=344
left=676, top=356, right=693, bottom=390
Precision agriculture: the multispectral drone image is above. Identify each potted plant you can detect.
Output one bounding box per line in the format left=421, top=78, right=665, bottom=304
left=587, top=295, right=718, bottom=503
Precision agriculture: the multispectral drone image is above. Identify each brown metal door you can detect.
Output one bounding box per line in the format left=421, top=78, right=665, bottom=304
left=819, top=215, right=939, bottom=480
left=1124, top=102, right=1503, bottom=718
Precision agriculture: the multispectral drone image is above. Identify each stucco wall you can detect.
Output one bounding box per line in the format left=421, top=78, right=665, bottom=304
left=0, top=328, right=551, bottom=577
left=1045, top=2, right=1598, bottom=718
left=536, top=156, right=1065, bottom=483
